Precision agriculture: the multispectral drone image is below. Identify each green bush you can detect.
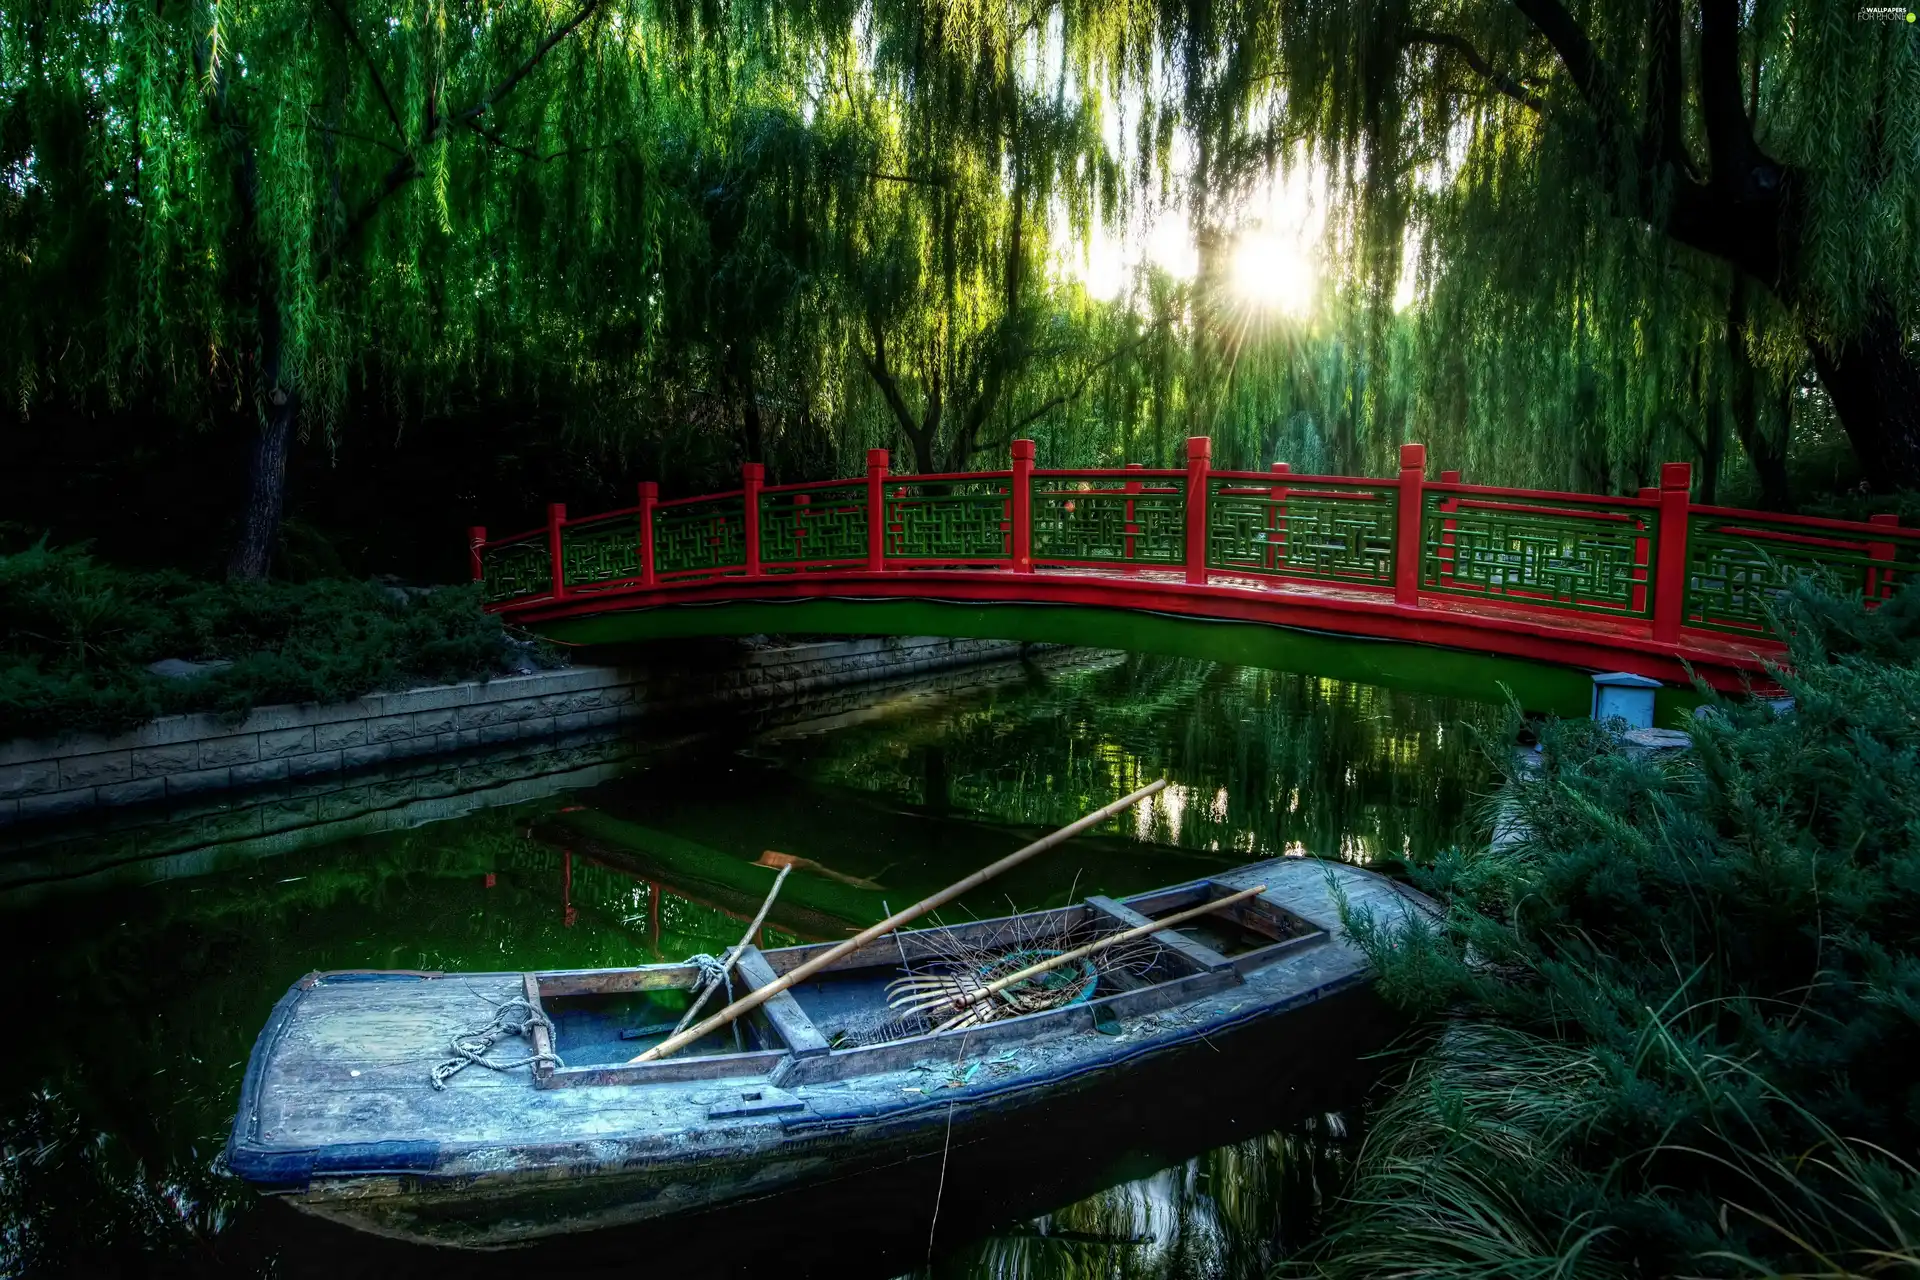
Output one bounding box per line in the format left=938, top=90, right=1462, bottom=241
left=0, top=542, right=518, bottom=739
left=1313, top=580, right=1920, bottom=1278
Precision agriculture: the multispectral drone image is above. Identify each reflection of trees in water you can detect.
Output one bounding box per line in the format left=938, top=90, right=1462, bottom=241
left=924, top=1119, right=1357, bottom=1280
left=0, top=813, right=775, bottom=1277
left=784, top=657, right=1501, bottom=865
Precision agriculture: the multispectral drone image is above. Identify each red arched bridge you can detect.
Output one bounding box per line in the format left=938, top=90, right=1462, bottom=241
left=470, top=439, right=1913, bottom=715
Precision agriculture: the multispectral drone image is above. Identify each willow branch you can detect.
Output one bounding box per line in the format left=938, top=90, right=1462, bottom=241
left=453, top=0, right=604, bottom=124
left=463, top=120, right=617, bottom=162
left=462, top=117, right=544, bottom=160
left=316, top=0, right=600, bottom=282
left=1699, top=0, right=1757, bottom=181
left=1402, top=27, right=1544, bottom=112
left=865, top=170, right=951, bottom=188
left=1642, top=0, right=1691, bottom=173
left=319, top=0, right=406, bottom=144
left=304, top=112, right=407, bottom=157
left=1509, top=0, right=1620, bottom=123
left=320, top=151, right=422, bottom=282
left=970, top=335, right=1148, bottom=453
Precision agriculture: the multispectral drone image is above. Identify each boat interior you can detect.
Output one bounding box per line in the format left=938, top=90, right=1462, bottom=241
left=526, top=878, right=1325, bottom=1091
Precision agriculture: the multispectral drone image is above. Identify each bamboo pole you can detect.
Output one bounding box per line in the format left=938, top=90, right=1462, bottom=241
left=630, top=777, right=1170, bottom=1063
left=667, top=864, right=792, bottom=1039
left=915, top=883, right=1267, bottom=1033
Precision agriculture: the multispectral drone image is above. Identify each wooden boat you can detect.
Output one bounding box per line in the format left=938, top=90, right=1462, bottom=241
left=223, top=855, right=1434, bottom=1248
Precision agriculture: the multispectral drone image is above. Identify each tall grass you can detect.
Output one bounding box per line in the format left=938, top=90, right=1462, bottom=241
left=1312, top=580, right=1920, bottom=1278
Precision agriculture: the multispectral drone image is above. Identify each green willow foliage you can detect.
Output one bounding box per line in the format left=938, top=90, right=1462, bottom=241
left=1052, top=0, right=1920, bottom=492
left=3, top=0, right=1913, bottom=556
left=1325, top=582, right=1920, bottom=1277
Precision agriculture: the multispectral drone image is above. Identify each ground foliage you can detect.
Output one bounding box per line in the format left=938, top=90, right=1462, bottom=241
left=1320, top=581, right=1920, bottom=1277
left=0, top=541, right=517, bottom=737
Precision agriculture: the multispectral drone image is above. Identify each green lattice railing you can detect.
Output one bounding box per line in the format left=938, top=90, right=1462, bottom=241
left=1420, top=492, right=1656, bottom=617
left=1031, top=473, right=1185, bottom=567
left=761, top=482, right=869, bottom=570
left=1206, top=475, right=1397, bottom=587
left=561, top=511, right=644, bottom=592
left=654, top=495, right=748, bottom=577
left=478, top=533, right=549, bottom=605
left=884, top=477, right=1014, bottom=562
left=1684, top=511, right=1912, bottom=635
left=476, top=441, right=1920, bottom=655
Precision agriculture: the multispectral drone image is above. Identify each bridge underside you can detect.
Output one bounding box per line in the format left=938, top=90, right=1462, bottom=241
left=515, top=573, right=1774, bottom=719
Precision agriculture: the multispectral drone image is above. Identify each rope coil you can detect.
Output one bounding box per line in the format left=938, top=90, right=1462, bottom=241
left=429, top=954, right=735, bottom=1089
left=686, top=952, right=732, bottom=1003
left=430, top=997, right=565, bottom=1090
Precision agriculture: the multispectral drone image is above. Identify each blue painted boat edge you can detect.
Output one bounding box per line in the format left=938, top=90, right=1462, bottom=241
left=220, top=873, right=1374, bottom=1189
left=224, top=972, right=445, bottom=1188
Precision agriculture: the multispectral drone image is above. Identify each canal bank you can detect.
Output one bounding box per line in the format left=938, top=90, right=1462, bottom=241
left=0, top=635, right=1051, bottom=825
left=0, top=640, right=1095, bottom=894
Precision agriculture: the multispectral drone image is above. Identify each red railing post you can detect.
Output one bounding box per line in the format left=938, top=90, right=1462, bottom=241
left=1869, top=513, right=1899, bottom=601
left=1632, top=486, right=1658, bottom=615
left=1268, top=462, right=1290, bottom=574
left=1393, top=444, right=1426, bottom=606
left=1123, top=462, right=1144, bottom=574
left=467, top=526, right=486, bottom=583
left=742, top=462, right=764, bottom=577
left=1651, top=462, right=1693, bottom=642
left=866, top=448, right=889, bottom=572
left=1011, top=439, right=1035, bottom=573
left=1184, top=437, right=1211, bottom=585
left=546, top=503, right=567, bottom=600
left=636, top=482, right=657, bottom=587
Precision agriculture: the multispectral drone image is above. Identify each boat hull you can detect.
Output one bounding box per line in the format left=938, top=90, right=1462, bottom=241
left=226, top=857, right=1434, bottom=1249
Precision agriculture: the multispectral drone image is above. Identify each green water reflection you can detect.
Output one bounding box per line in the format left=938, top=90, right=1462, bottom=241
left=0, top=654, right=1498, bottom=1278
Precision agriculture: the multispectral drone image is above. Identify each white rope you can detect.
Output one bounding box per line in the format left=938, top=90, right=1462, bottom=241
left=430, top=997, right=564, bottom=1090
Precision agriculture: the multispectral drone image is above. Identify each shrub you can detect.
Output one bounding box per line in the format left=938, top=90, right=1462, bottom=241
left=1314, top=579, right=1920, bottom=1278
left=0, top=542, right=519, bottom=739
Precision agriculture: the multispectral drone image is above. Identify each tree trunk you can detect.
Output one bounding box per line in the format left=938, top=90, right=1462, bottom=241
left=1726, top=284, right=1793, bottom=511
left=729, top=343, right=764, bottom=464
left=1804, top=300, right=1920, bottom=493
left=229, top=261, right=295, bottom=579
left=228, top=391, right=296, bottom=579
left=1734, top=403, right=1793, bottom=511
left=906, top=422, right=938, bottom=474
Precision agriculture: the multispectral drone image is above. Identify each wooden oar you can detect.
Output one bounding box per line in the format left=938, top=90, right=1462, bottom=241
left=898, top=883, right=1268, bottom=1033
left=666, top=863, right=793, bottom=1039
left=629, top=777, right=1170, bottom=1063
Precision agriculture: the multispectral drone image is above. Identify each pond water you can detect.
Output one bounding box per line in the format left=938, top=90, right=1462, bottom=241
left=0, top=651, right=1501, bottom=1278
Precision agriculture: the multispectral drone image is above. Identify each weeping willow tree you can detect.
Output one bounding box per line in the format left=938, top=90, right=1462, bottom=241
left=1036, top=0, right=1920, bottom=491
left=4, top=0, right=1916, bottom=576
left=1, top=0, right=697, bottom=573
left=0, top=0, right=1156, bottom=569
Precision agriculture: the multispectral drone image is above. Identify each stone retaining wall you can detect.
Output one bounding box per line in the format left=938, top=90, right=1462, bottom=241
left=0, top=636, right=1036, bottom=825
left=0, top=644, right=1110, bottom=897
